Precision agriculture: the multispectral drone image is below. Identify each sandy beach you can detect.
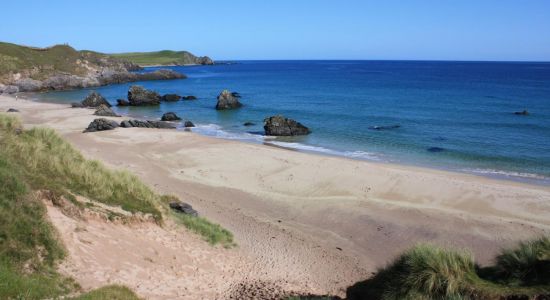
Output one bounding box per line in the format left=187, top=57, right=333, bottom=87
left=1, top=94, right=549, bottom=299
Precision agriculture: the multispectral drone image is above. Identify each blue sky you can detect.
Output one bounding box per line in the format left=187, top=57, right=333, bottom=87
left=2, top=0, right=549, bottom=61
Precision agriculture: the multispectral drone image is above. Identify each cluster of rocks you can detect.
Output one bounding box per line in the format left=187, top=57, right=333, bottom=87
left=114, top=86, right=198, bottom=107
left=83, top=118, right=119, bottom=133
left=120, top=119, right=176, bottom=129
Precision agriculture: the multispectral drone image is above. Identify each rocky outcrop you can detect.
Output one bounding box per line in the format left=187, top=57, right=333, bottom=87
left=169, top=201, right=198, bottom=217
left=127, top=86, right=161, bottom=106
left=184, top=121, right=195, bottom=127
left=182, top=95, right=197, bottom=100
left=81, top=91, right=111, bottom=107
left=197, top=56, right=214, bottom=65
left=120, top=119, right=176, bottom=129
left=0, top=85, right=19, bottom=94
left=94, top=105, right=120, bottom=117
left=263, top=115, right=311, bottom=136
left=13, top=78, right=43, bottom=92
left=215, top=90, right=242, bottom=110
left=514, top=110, right=529, bottom=115
left=6, top=108, right=19, bottom=112
left=161, top=112, right=181, bottom=121
left=116, top=99, right=130, bottom=106
left=161, top=94, right=181, bottom=102
left=83, top=118, right=119, bottom=133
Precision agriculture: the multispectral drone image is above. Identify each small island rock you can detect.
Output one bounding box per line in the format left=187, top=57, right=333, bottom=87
left=182, top=95, right=197, bottom=100
left=514, top=110, right=529, bottom=116
left=81, top=91, right=111, bottom=107
left=127, top=85, right=161, bottom=106
left=215, top=90, right=242, bottom=110
left=161, top=94, right=182, bottom=102
left=161, top=112, right=181, bottom=121
left=263, top=115, right=311, bottom=136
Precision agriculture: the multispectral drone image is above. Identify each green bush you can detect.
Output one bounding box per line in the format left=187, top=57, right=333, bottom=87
left=495, top=236, right=550, bottom=285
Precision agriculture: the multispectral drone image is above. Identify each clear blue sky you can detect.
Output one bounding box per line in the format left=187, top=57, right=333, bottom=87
left=2, top=0, right=549, bottom=61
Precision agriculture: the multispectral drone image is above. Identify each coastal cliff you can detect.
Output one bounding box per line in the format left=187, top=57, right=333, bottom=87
left=111, top=50, right=214, bottom=66
left=0, top=42, right=185, bottom=93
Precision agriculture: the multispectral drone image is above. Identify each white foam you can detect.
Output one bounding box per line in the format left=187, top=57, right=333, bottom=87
left=463, top=168, right=549, bottom=181
left=266, top=141, right=382, bottom=161
left=191, top=124, right=266, bottom=142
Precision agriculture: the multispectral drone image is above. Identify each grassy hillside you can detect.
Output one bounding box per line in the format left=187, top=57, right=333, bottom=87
left=0, top=113, right=232, bottom=298
left=112, top=50, right=213, bottom=66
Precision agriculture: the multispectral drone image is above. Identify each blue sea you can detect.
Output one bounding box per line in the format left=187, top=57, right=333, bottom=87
left=32, top=61, right=550, bottom=185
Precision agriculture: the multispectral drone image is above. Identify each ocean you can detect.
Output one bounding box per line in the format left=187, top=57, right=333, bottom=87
left=32, top=60, right=550, bottom=185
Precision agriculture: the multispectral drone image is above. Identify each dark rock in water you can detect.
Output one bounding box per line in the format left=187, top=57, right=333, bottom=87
left=263, top=115, right=311, bottom=136
left=184, top=121, right=195, bottom=127
left=71, top=102, right=85, bottom=108
left=94, top=104, right=120, bottom=117
left=81, top=91, right=111, bottom=107
left=169, top=201, right=198, bottom=217
left=116, top=99, right=130, bottom=106
left=427, top=147, right=445, bottom=153
left=182, top=95, right=197, bottom=100
left=514, top=110, right=529, bottom=116
left=127, top=85, right=161, bottom=106
left=6, top=108, right=19, bottom=112
left=215, top=90, right=242, bottom=110
left=369, top=125, right=401, bottom=130
left=119, top=119, right=176, bottom=129
left=243, top=122, right=255, bottom=126
left=433, top=136, right=447, bottom=141
left=161, top=112, right=181, bottom=121
left=161, top=94, right=182, bottom=102
left=84, top=118, right=119, bottom=133
left=197, top=56, right=214, bottom=65
left=231, top=92, right=241, bottom=98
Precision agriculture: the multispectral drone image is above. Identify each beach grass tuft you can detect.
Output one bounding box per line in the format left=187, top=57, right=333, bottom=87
left=495, top=236, right=550, bottom=285
left=70, top=285, right=142, bottom=300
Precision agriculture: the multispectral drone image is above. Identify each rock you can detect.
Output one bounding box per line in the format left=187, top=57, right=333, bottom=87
left=81, top=91, right=111, bottom=107
left=161, top=112, right=181, bottom=121
left=369, top=125, right=401, bottom=130
left=263, top=115, right=311, bottom=136
left=94, top=104, right=120, bottom=117
left=514, top=110, right=529, bottom=116
left=127, top=85, right=161, bottom=106
left=71, top=102, right=85, bottom=108
left=182, top=95, right=197, bottom=100
left=161, top=94, right=182, bottom=102
left=119, top=119, right=176, bottom=129
left=427, top=147, right=445, bottom=153
left=215, top=90, right=242, bottom=110
left=197, top=56, right=214, bottom=65
left=184, top=121, right=195, bottom=127
left=14, top=78, right=43, bottom=92
left=169, top=201, right=198, bottom=217
left=6, top=108, right=19, bottom=113
left=243, top=122, right=255, bottom=126
left=83, top=118, right=119, bottom=133
left=116, top=99, right=130, bottom=106
left=2, top=85, right=19, bottom=94
left=231, top=92, right=241, bottom=98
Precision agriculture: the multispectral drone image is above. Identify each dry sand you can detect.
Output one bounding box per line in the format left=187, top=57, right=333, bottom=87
left=1, top=95, right=549, bottom=299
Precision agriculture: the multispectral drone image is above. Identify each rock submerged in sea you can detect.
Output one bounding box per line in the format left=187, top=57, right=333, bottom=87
left=116, top=99, right=130, bottom=106
left=514, top=110, right=529, bottom=116
left=127, top=85, right=161, bottom=106
left=94, top=104, right=120, bottom=117
left=184, top=121, right=195, bottom=127
left=81, top=91, right=111, bottom=107
left=83, top=118, right=119, bottom=133
left=427, top=147, right=445, bottom=153
left=161, top=112, right=181, bottom=121
left=369, top=125, right=401, bottom=130
left=169, top=201, right=198, bottom=217
left=161, top=94, right=182, bottom=102
left=120, top=119, right=176, bottom=129
left=182, top=95, right=197, bottom=100
left=215, top=90, right=242, bottom=110
left=243, top=122, right=255, bottom=126
left=263, top=115, right=311, bottom=136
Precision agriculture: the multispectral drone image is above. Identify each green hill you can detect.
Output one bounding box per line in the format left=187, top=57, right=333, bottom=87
left=112, top=50, right=214, bottom=66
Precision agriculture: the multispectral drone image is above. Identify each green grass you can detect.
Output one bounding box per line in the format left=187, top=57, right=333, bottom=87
left=112, top=50, right=204, bottom=66
left=70, top=285, right=141, bottom=300
left=346, top=240, right=550, bottom=300
left=163, top=196, right=235, bottom=247
left=0, top=114, right=162, bottom=221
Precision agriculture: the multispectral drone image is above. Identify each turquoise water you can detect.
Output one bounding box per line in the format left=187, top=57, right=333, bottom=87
left=33, top=61, right=550, bottom=185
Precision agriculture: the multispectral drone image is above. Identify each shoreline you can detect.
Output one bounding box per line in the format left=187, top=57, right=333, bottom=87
left=2, top=94, right=549, bottom=298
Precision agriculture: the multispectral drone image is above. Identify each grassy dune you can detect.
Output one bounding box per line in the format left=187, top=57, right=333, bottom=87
left=112, top=50, right=207, bottom=66
left=0, top=113, right=233, bottom=298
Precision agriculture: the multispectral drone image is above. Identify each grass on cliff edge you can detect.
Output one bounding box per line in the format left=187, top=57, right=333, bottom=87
left=111, top=50, right=200, bottom=66
left=346, top=238, right=550, bottom=300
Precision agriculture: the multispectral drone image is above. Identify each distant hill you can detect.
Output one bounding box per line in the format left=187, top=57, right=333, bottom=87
left=111, top=50, right=214, bottom=66
left=0, top=42, right=185, bottom=92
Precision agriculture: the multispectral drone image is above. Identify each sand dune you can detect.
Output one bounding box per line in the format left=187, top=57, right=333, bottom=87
left=1, top=95, right=549, bottom=299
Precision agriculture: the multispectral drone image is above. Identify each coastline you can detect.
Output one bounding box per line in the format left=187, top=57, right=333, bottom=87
left=1, top=94, right=549, bottom=297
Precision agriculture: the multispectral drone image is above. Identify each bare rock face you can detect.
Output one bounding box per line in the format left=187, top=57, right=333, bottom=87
left=81, top=91, right=111, bottom=107
left=263, top=115, right=311, bottom=136
left=119, top=119, right=176, bottom=129
left=14, top=78, right=43, bottom=92
left=94, top=104, right=120, bottom=117
left=127, top=85, right=161, bottom=106
left=215, top=90, right=242, bottom=110
left=161, top=112, right=181, bottom=121
left=83, top=118, right=119, bottom=133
